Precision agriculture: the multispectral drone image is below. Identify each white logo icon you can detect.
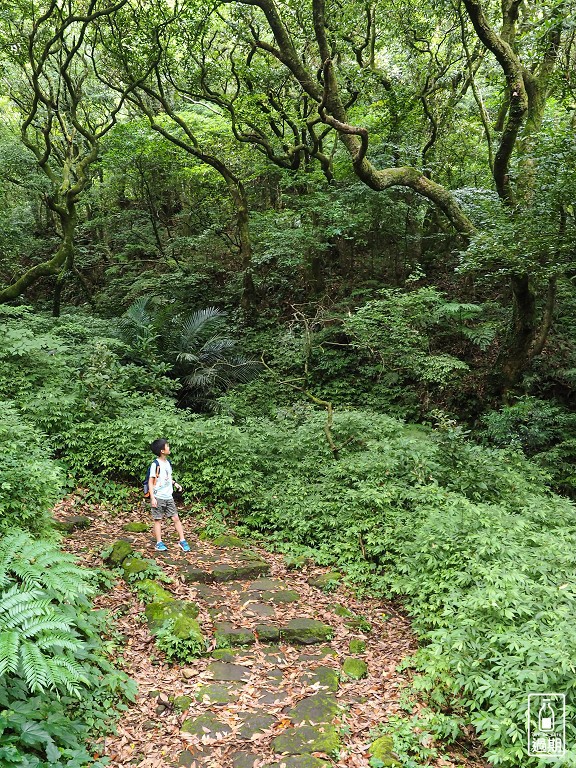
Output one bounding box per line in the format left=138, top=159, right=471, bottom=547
left=528, top=693, right=565, bottom=757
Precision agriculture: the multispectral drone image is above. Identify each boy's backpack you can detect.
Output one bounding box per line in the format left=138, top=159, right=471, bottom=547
left=143, top=459, right=160, bottom=497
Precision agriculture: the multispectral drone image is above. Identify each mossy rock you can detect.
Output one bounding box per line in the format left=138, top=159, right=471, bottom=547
left=301, top=666, right=339, bottom=693
left=194, top=682, right=241, bottom=704
left=369, top=735, right=402, bottom=766
left=212, top=649, right=237, bottom=661
left=53, top=515, right=92, bottom=533
left=348, top=639, right=366, bottom=654
left=284, top=554, right=309, bottom=570
left=280, top=618, right=333, bottom=645
left=212, top=534, right=245, bottom=548
left=255, top=623, right=280, bottom=642
left=307, top=571, right=342, bottom=590
left=342, top=658, right=368, bottom=680
left=286, top=692, right=340, bottom=724
left=103, top=539, right=133, bottom=566
left=137, top=579, right=173, bottom=603
left=122, top=556, right=153, bottom=579
left=173, top=695, right=192, bottom=712
left=329, top=602, right=354, bottom=618
left=181, top=712, right=232, bottom=737
left=144, top=598, right=199, bottom=631
left=214, top=622, right=255, bottom=647
left=267, top=757, right=330, bottom=768
left=271, top=723, right=340, bottom=755
left=122, top=522, right=149, bottom=533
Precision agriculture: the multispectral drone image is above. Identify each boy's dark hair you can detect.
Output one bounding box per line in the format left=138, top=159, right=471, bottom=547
left=150, top=438, right=168, bottom=456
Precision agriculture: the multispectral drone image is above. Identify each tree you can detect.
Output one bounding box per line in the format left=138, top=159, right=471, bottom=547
left=94, top=2, right=259, bottom=311
left=184, top=0, right=574, bottom=391
left=0, top=0, right=130, bottom=310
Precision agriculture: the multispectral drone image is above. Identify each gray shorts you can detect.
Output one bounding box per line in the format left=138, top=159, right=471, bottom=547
left=149, top=498, right=178, bottom=521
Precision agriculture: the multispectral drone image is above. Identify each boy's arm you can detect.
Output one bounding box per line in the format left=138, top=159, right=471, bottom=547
left=149, top=464, right=160, bottom=507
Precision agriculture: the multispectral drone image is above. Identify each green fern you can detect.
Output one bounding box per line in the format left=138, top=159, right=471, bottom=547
left=0, top=530, right=95, bottom=696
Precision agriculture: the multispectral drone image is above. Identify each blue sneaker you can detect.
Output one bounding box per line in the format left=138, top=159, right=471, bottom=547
left=155, top=541, right=168, bottom=552
left=179, top=540, right=191, bottom=552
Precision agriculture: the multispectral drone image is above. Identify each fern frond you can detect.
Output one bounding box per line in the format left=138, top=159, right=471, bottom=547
left=35, top=633, right=82, bottom=652
left=19, top=641, right=50, bottom=693
left=0, top=630, right=20, bottom=676
left=46, top=656, right=91, bottom=695
left=0, top=584, right=44, bottom=614
left=19, top=618, right=74, bottom=639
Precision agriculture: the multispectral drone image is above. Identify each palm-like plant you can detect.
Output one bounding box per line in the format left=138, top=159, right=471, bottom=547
left=118, top=301, right=261, bottom=406
left=167, top=307, right=261, bottom=404
left=117, top=296, right=159, bottom=363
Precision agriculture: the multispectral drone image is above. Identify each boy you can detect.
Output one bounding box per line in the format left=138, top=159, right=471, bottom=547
left=148, top=438, right=190, bottom=552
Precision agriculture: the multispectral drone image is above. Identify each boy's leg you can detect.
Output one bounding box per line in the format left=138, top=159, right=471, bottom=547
left=171, top=514, right=185, bottom=541
left=150, top=499, right=166, bottom=543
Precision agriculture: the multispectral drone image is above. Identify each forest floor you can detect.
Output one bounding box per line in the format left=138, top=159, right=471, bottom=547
left=55, top=496, right=489, bottom=768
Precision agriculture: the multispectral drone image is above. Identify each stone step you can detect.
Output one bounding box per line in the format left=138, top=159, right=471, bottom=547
left=180, top=556, right=270, bottom=584
left=214, top=618, right=333, bottom=648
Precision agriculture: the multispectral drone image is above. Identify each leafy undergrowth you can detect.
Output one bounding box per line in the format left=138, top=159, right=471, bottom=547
left=0, top=530, right=136, bottom=768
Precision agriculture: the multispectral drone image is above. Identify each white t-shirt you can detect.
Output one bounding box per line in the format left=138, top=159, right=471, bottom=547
left=150, top=459, right=173, bottom=500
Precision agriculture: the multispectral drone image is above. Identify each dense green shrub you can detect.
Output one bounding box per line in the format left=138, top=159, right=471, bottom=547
left=0, top=402, right=63, bottom=535
left=481, top=397, right=576, bottom=496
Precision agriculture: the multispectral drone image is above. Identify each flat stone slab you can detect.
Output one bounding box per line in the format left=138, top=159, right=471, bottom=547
left=244, top=578, right=287, bottom=592
left=271, top=723, right=340, bottom=754
left=242, top=602, right=275, bottom=618
left=300, top=666, right=339, bottom=692
left=255, top=623, right=280, bottom=642
left=181, top=566, right=215, bottom=584
left=215, top=622, right=256, bottom=646
left=54, top=515, right=92, bottom=533
left=192, top=583, right=221, bottom=604
left=181, top=712, right=232, bottom=738
left=266, top=668, right=284, bottom=684
left=237, top=711, right=277, bottom=739
left=265, top=589, right=300, bottom=604
left=232, top=752, right=258, bottom=768
left=208, top=661, right=251, bottom=682
left=259, top=689, right=290, bottom=705
left=280, top=619, right=333, bottom=645
left=266, top=756, right=330, bottom=768
left=212, top=561, right=270, bottom=582
left=194, top=682, right=242, bottom=704
left=208, top=606, right=235, bottom=620
left=286, top=692, right=340, bottom=724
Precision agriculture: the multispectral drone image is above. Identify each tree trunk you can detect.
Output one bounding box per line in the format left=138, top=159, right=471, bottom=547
left=0, top=204, right=77, bottom=304
left=228, top=180, right=258, bottom=313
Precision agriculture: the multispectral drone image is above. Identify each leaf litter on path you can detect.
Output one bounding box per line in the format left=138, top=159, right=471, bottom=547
left=56, top=496, right=489, bottom=768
